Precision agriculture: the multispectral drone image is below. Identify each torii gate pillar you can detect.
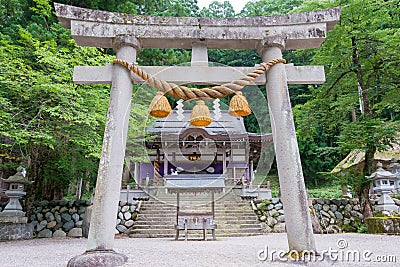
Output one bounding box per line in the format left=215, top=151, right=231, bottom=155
left=258, top=36, right=315, bottom=251
left=68, top=36, right=139, bottom=266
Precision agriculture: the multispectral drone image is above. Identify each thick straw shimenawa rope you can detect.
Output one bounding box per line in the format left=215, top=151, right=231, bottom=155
left=113, top=58, right=286, bottom=100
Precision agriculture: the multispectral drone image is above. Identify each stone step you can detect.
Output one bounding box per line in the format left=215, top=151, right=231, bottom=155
left=129, top=232, right=262, bottom=239
left=130, top=191, right=261, bottom=238
left=130, top=228, right=262, bottom=236
left=135, top=222, right=260, bottom=228
left=140, top=204, right=252, bottom=209
left=136, top=216, right=259, bottom=225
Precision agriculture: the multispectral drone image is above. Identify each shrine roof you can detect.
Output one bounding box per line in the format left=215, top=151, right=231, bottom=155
left=147, top=110, right=248, bottom=138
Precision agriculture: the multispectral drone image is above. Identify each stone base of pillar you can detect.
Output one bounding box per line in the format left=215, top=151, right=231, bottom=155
left=67, top=250, right=128, bottom=267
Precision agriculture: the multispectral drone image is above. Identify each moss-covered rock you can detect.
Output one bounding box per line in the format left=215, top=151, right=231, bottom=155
left=341, top=224, right=357, bottom=232
left=365, top=217, right=400, bottom=234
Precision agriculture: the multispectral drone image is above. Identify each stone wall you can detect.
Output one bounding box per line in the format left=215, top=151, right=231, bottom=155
left=254, top=198, right=400, bottom=233
left=0, top=199, right=141, bottom=238
left=253, top=198, right=286, bottom=233
left=115, top=201, right=139, bottom=234
left=29, top=200, right=90, bottom=238
left=312, top=198, right=363, bottom=233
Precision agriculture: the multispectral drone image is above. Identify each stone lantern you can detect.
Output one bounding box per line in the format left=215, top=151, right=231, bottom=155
left=387, top=157, right=400, bottom=194
left=366, top=162, right=398, bottom=212
left=0, top=166, right=34, bottom=219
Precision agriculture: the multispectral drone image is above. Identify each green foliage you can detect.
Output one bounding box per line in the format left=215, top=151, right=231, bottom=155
left=307, top=186, right=342, bottom=199
left=1, top=0, right=399, bottom=202
left=357, top=224, right=367, bottom=233
left=240, top=0, right=303, bottom=16
left=199, top=1, right=235, bottom=18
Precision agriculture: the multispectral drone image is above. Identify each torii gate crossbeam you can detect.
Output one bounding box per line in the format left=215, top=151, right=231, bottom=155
left=54, top=3, right=341, bottom=266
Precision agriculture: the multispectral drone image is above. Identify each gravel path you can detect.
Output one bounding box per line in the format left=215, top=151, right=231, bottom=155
left=0, top=234, right=399, bottom=267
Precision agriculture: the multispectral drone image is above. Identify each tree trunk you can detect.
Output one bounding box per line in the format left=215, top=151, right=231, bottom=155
left=359, top=146, right=375, bottom=219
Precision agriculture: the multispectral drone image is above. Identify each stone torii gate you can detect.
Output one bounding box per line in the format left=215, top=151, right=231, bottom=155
left=54, top=3, right=341, bottom=266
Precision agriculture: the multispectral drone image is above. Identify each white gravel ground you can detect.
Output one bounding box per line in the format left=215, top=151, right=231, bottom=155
left=0, top=233, right=399, bottom=267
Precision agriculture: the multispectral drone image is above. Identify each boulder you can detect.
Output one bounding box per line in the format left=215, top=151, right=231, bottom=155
left=58, top=200, right=68, bottom=206
left=350, top=210, right=363, bottom=220
left=271, top=198, right=280, bottom=204
left=53, top=229, right=67, bottom=237
left=49, top=200, right=58, bottom=207
left=72, top=213, right=80, bottom=223
left=267, top=204, right=274, bottom=210
left=39, top=200, right=49, bottom=207
left=269, top=210, right=279, bottom=218
left=75, top=220, right=83, bottom=227
left=274, top=203, right=283, bottom=210
left=68, top=228, right=83, bottom=237
left=353, top=204, right=361, bottom=211
left=322, top=204, right=330, bottom=212
left=328, top=211, right=336, bottom=218
left=125, top=220, right=134, bottom=227
left=277, top=215, right=285, bottom=223
left=341, top=199, right=349, bottom=205
left=259, top=216, right=267, bottom=222
left=54, top=221, right=64, bottom=231
left=316, top=198, right=324, bottom=205
left=47, top=221, right=57, bottom=229
left=119, top=201, right=127, bottom=207
left=78, top=207, right=86, bottom=215
left=45, top=212, right=55, bottom=222
left=61, top=213, right=72, bottom=222
left=267, top=217, right=277, bottom=227
left=63, top=220, right=75, bottom=232
left=116, top=225, right=128, bottom=233
left=69, top=207, right=77, bottom=214
left=124, top=212, right=132, bottom=220
left=334, top=211, right=343, bottom=220
left=314, top=204, right=322, bottom=211
left=55, top=213, right=62, bottom=223
left=329, top=204, right=338, bottom=212
left=331, top=199, right=341, bottom=206
left=261, top=223, right=272, bottom=233
left=118, top=212, right=124, bottom=220
left=320, top=210, right=331, bottom=218
left=121, top=206, right=129, bottom=213
left=37, top=220, right=48, bottom=232
left=36, top=213, right=44, bottom=222
left=345, top=204, right=352, bottom=212
left=59, top=207, right=68, bottom=214
left=37, top=229, right=52, bottom=238
left=273, top=223, right=286, bottom=233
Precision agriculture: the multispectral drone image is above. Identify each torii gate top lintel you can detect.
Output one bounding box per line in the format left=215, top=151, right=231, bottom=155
left=54, top=3, right=341, bottom=50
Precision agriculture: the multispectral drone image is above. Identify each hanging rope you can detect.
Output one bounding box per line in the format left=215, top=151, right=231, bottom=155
left=113, top=58, right=286, bottom=100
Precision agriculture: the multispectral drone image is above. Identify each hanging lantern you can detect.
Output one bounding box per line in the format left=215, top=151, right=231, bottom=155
left=190, top=100, right=212, bottom=127
left=148, top=91, right=172, bottom=118
left=228, top=91, right=251, bottom=117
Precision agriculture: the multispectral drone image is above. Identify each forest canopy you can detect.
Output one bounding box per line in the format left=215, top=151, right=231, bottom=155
left=0, top=0, right=399, bottom=206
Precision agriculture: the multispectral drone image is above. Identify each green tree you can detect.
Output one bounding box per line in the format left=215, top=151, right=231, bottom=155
left=294, top=0, right=400, bottom=217
left=199, top=1, right=235, bottom=18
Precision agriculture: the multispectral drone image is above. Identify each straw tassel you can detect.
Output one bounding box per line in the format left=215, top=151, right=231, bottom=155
left=190, top=100, right=213, bottom=127
left=148, top=91, right=172, bottom=118
left=228, top=91, right=251, bottom=117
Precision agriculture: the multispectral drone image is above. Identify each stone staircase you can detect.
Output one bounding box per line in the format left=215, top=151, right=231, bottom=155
left=129, top=188, right=262, bottom=239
